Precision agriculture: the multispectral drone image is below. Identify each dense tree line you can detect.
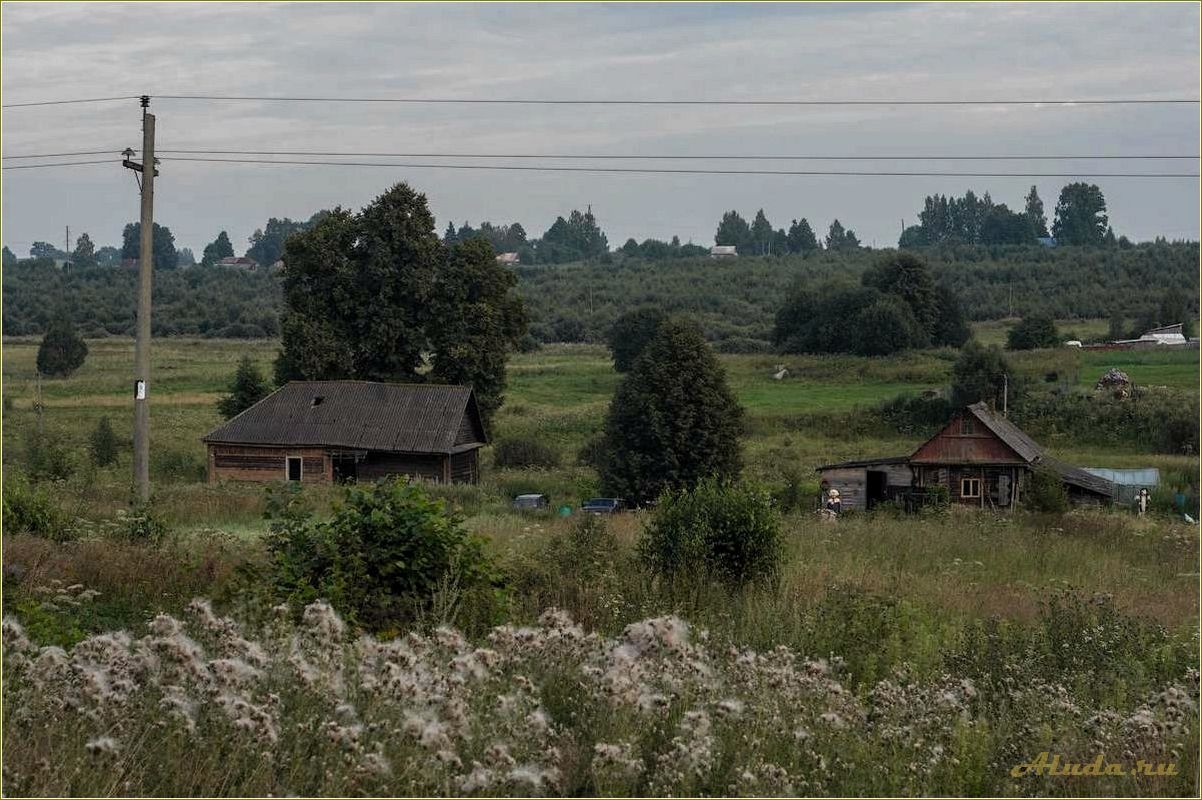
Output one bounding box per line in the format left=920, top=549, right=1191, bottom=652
left=714, top=209, right=852, bottom=255
left=5, top=240, right=1197, bottom=351
left=900, top=183, right=1122, bottom=248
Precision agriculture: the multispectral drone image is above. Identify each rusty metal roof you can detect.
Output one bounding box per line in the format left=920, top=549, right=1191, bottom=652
left=202, top=381, right=485, bottom=453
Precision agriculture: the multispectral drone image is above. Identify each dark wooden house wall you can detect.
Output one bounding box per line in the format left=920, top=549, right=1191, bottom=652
left=208, top=445, right=482, bottom=485
left=914, top=464, right=1025, bottom=507
left=357, top=452, right=447, bottom=483
left=910, top=411, right=1026, bottom=465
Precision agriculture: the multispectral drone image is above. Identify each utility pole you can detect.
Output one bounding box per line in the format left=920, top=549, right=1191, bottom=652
left=1003, top=373, right=1009, bottom=417
left=123, top=96, right=157, bottom=501
left=65, top=225, right=70, bottom=264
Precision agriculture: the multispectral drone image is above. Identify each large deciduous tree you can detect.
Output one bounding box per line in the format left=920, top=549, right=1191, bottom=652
left=274, top=182, right=526, bottom=425
left=1005, top=314, right=1060, bottom=350
left=860, top=252, right=938, bottom=341
left=121, top=222, right=177, bottom=270
left=951, top=340, right=1013, bottom=409
left=1051, top=183, right=1108, bottom=246
left=599, top=318, right=742, bottom=505
left=786, top=218, right=819, bottom=255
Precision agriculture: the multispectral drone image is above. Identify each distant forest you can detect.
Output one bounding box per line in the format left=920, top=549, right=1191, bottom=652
left=4, top=242, right=1197, bottom=350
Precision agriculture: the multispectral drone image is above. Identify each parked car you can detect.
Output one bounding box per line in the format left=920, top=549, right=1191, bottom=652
left=581, top=497, right=625, bottom=515
left=512, top=493, right=550, bottom=511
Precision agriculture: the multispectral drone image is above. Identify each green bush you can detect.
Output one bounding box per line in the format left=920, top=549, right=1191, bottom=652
left=88, top=417, right=119, bottom=467
left=1026, top=465, right=1068, bottom=513
left=638, top=478, right=782, bottom=586
left=1006, top=314, right=1060, bottom=350
left=2, top=476, right=69, bottom=540
left=151, top=449, right=207, bottom=483
left=22, top=428, right=74, bottom=482
left=260, top=479, right=504, bottom=632
left=35, top=315, right=88, bottom=377
left=492, top=436, right=560, bottom=469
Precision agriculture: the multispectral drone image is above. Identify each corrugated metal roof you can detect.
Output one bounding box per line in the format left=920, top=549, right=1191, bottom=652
left=202, top=381, right=484, bottom=453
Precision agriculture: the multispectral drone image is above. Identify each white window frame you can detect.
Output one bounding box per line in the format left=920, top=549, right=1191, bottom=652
left=960, top=477, right=981, bottom=498
left=286, top=456, right=303, bottom=482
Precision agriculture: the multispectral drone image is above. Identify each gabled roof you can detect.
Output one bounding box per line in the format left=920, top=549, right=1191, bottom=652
left=202, top=381, right=486, bottom=453
left=964, top=402, right=1043, bottom=462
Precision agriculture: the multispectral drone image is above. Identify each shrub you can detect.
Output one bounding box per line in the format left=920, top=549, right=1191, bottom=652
left=851, top=296, right=927, bottom=356
left=35, top=314, right=88, bottom=377
left=1006, top=314, right=1060, bottom=350
left=638, top=478, right=782, bottom=586
left=2, top=476, right=69, bottom=540
left=260, top=478, right=504, bottom=632
left=1026, top=465, right=1068, bottom=513
left=114, top=501, right=174, bottom=546
left=951, top=340, right=1017, bottom=409
left=23, top=428, right=73, bottom=482
left=575, top=434, right=606, bottom=470
left=151, top=449, right=207, bottom=483
left=492, top=436, right=560, bottom=469
left=88, top=417, right=119, bottom=467
left=216, top=355, right=272, bottom=419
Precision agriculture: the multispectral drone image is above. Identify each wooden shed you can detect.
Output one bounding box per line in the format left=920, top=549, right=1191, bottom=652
left=814, top=402, right=1116, bottom=511
left=910, top=402, right=1115, bottom=507
left=815, top=456, right=913, bottom=512
left=202, top=381, right=486, bottom=485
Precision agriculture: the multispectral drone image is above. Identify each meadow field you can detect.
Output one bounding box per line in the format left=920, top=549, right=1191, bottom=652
left=2, top=328, right=1199, bottom=796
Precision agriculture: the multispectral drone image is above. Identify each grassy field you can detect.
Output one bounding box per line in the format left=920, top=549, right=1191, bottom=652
left=3, top=332, right=1199, bottom=797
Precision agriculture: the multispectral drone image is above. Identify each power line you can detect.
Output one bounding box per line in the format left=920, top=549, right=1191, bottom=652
left=152, top=94, right=1202, bottom=106
left=6, top=148, right=1201, bottom=161
left=156, top=156, right=1201, bottom=178
left=5, top=155, right=1197, bottom=178
left=1, top=159, right=116, bottom=170
left=0, top=95, right=140, bottom=108
left=2, top=149, right=127, bottom=160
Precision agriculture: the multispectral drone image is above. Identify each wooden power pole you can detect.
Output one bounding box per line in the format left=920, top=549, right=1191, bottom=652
left=123, top=96, right=157, bottom=501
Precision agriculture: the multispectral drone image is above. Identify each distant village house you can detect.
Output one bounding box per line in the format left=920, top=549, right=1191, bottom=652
left=709, top=245, right=738, bottom=258
left=495, top=252, right=521, bottom=265
left=216, top=256, right=260, bottom=270
left=202, top=381, right=487, bottom=485
left=817, top=402, right=1115, bottom=511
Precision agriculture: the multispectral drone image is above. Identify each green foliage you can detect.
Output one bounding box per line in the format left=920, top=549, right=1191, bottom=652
left=599, top=318, right=743, bottom=505
left=89, top=417, right=119, bottom=467
left=1006, top=314, right=1060, bottom=350
left=115, top=500, right=174, bottom=545
left=492, top=436, right=560, bottom=469
left=216, top=355, right=272, bottom=419
left=1052, top=182, right=1109, bottom=246
left=2, top=475, right=68, bottom=539
left=71, top=233, right=97, bottom=269
left=445, top=220, right=527, bottom=253
left=36, top=314, right=88, bottom=376
left=1015, top=388, right=1199, bottom=455
left=23, top=428, right=74, bottom=483
left=932, top=284, right=971, bottom=347
left=275, top=184, right=526, bottom=425
left=246, top=213, right=329, bottom=267
left=951, top=340, right=1013, bottom=409
left=121, top=221, right=177, bottom=270
left=200, top=230, right=234, bottom=267
left=786, top=218, right=819, bottom=255
left=427, top=238, right=528, bottom=423
left=260, top=479, right=503, bottom=631
left=825, top=218, right=860, bottom=250
left=606, top=306, right=667, bottom=372
left=638, top=478, right=782, bottom=586
left=852, top=296, right=927, bottom=355
left=1024, top=185, right=1049, bottom=237
left=909, top=189, right=1037, bottom=247
left=861, top=252, right=939, bottom=335
left=1026, top=466, right=1069, bottom=513
left=532, top=208, right=608, bottom=263
left=2, top=244, right=16, bottom=267
left=714, top=209, right=753, bottom=251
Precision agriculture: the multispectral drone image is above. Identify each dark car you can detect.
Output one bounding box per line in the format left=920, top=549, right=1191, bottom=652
left=512, top=493, right=550, bottom=511
left=581, top=497, right=625, bottom=515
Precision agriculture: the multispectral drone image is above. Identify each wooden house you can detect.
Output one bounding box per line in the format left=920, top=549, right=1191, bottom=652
left=817, top=402, right=1115, bottom=510
left=202, top=381, right=486, bottom=485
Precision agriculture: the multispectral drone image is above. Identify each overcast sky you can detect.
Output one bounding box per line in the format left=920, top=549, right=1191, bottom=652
left=2, top=1, right=1199, bottom=257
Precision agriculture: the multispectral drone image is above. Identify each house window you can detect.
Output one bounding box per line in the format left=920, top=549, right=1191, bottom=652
left=960, top=416, right=975, bottom=435
left=960, top=477, right=981, bottom=498
left=287, top=457, right=303, bottom=482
